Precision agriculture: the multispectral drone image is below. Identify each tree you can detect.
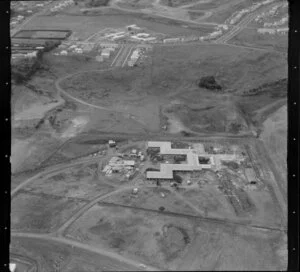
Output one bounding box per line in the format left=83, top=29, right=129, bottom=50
left=44, top=40, right=61, bottom=52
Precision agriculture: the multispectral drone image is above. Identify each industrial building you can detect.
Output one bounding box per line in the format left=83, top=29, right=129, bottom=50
left=102, top=156, right=135, bottom=176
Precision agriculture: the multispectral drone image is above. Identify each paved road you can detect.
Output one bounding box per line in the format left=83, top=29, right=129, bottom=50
left=11, top=233, right=160, bottom=271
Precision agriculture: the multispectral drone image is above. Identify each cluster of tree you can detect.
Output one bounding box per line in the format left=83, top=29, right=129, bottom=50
left=44, top=40, right=61, bottom=52
left=198, top=76, right=222, bottom=91
left=146, top=147, right=160, bottom=157
left=145, top=167, right=160, bottom=172
left=12, top=52, right=42, bottom=84
left=12, top=40, right=61, bottom=84
left=242, top=78, right=287, bottom=97
left=221, top=160, right=239, bottom=170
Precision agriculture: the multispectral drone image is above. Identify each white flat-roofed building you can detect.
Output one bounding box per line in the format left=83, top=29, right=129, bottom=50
left=146, top=141, right=241, bottom=180
left=146, top=141, right=211, bottom=180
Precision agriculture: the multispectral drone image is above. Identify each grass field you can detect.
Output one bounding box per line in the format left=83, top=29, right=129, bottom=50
left=159, top=0, right=204, bottom=8
left=66, top=204, right=196, bottom=270
left=66, top=204, right=286, bottom=270
left=116, top=0, right=154, bottom=10
left=25, top=162, right=115, bottom=200
left=186, top=0, right=245, bottom=10
left=202, top=0, right=252, bottom=23
left=14, top=30, right=69, bottom=39
left=101, top=187, right=199, bottom=216
left=230, top=28, right=288, bottom=52
left=11, top=236, right=140, bottom=271
left=260, top=105, right=287, bottom=190
left=23, top=13, right=214, bottom=39
left=55, top=43, right=286, bottom=135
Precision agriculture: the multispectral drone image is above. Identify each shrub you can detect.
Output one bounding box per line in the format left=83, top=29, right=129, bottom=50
left=173, top=173, right=182, bottom=183
left=198, top=76, right=222, bottom=90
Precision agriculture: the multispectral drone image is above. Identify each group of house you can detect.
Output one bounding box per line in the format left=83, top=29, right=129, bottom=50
left=227, top=0, right=276, bottom=25
left=128, top=48, right=141, bottom=67
left=50, top=0, right=73, bottom=12
left=10, top=15, right=25, bottom=28
left=102, top=156, right=136, bottom=177
left=257, top=27, right=288, bottom=35
left=255, top=1, right=287, bottom=25
left=263, top=16, right=288, bottom=28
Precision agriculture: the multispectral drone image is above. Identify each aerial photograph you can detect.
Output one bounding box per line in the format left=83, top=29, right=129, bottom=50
left=10, top=0, right=288, bottom=271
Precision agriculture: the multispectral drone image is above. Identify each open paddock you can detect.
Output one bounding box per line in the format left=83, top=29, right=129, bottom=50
left=13, top=29, right=71, bottom=40
left=11, top=236, right=141, bottom=271
left=24, top=162, right=115, bottom=200
left=100, top=187, right=199, bottom=216
left=11, top=191, right=87, bottom=233
left=230, top=28, right=288, bottom=52
left=65, top=204, right=196, bottom=270
left=22, top=14, right=214, bottom=40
